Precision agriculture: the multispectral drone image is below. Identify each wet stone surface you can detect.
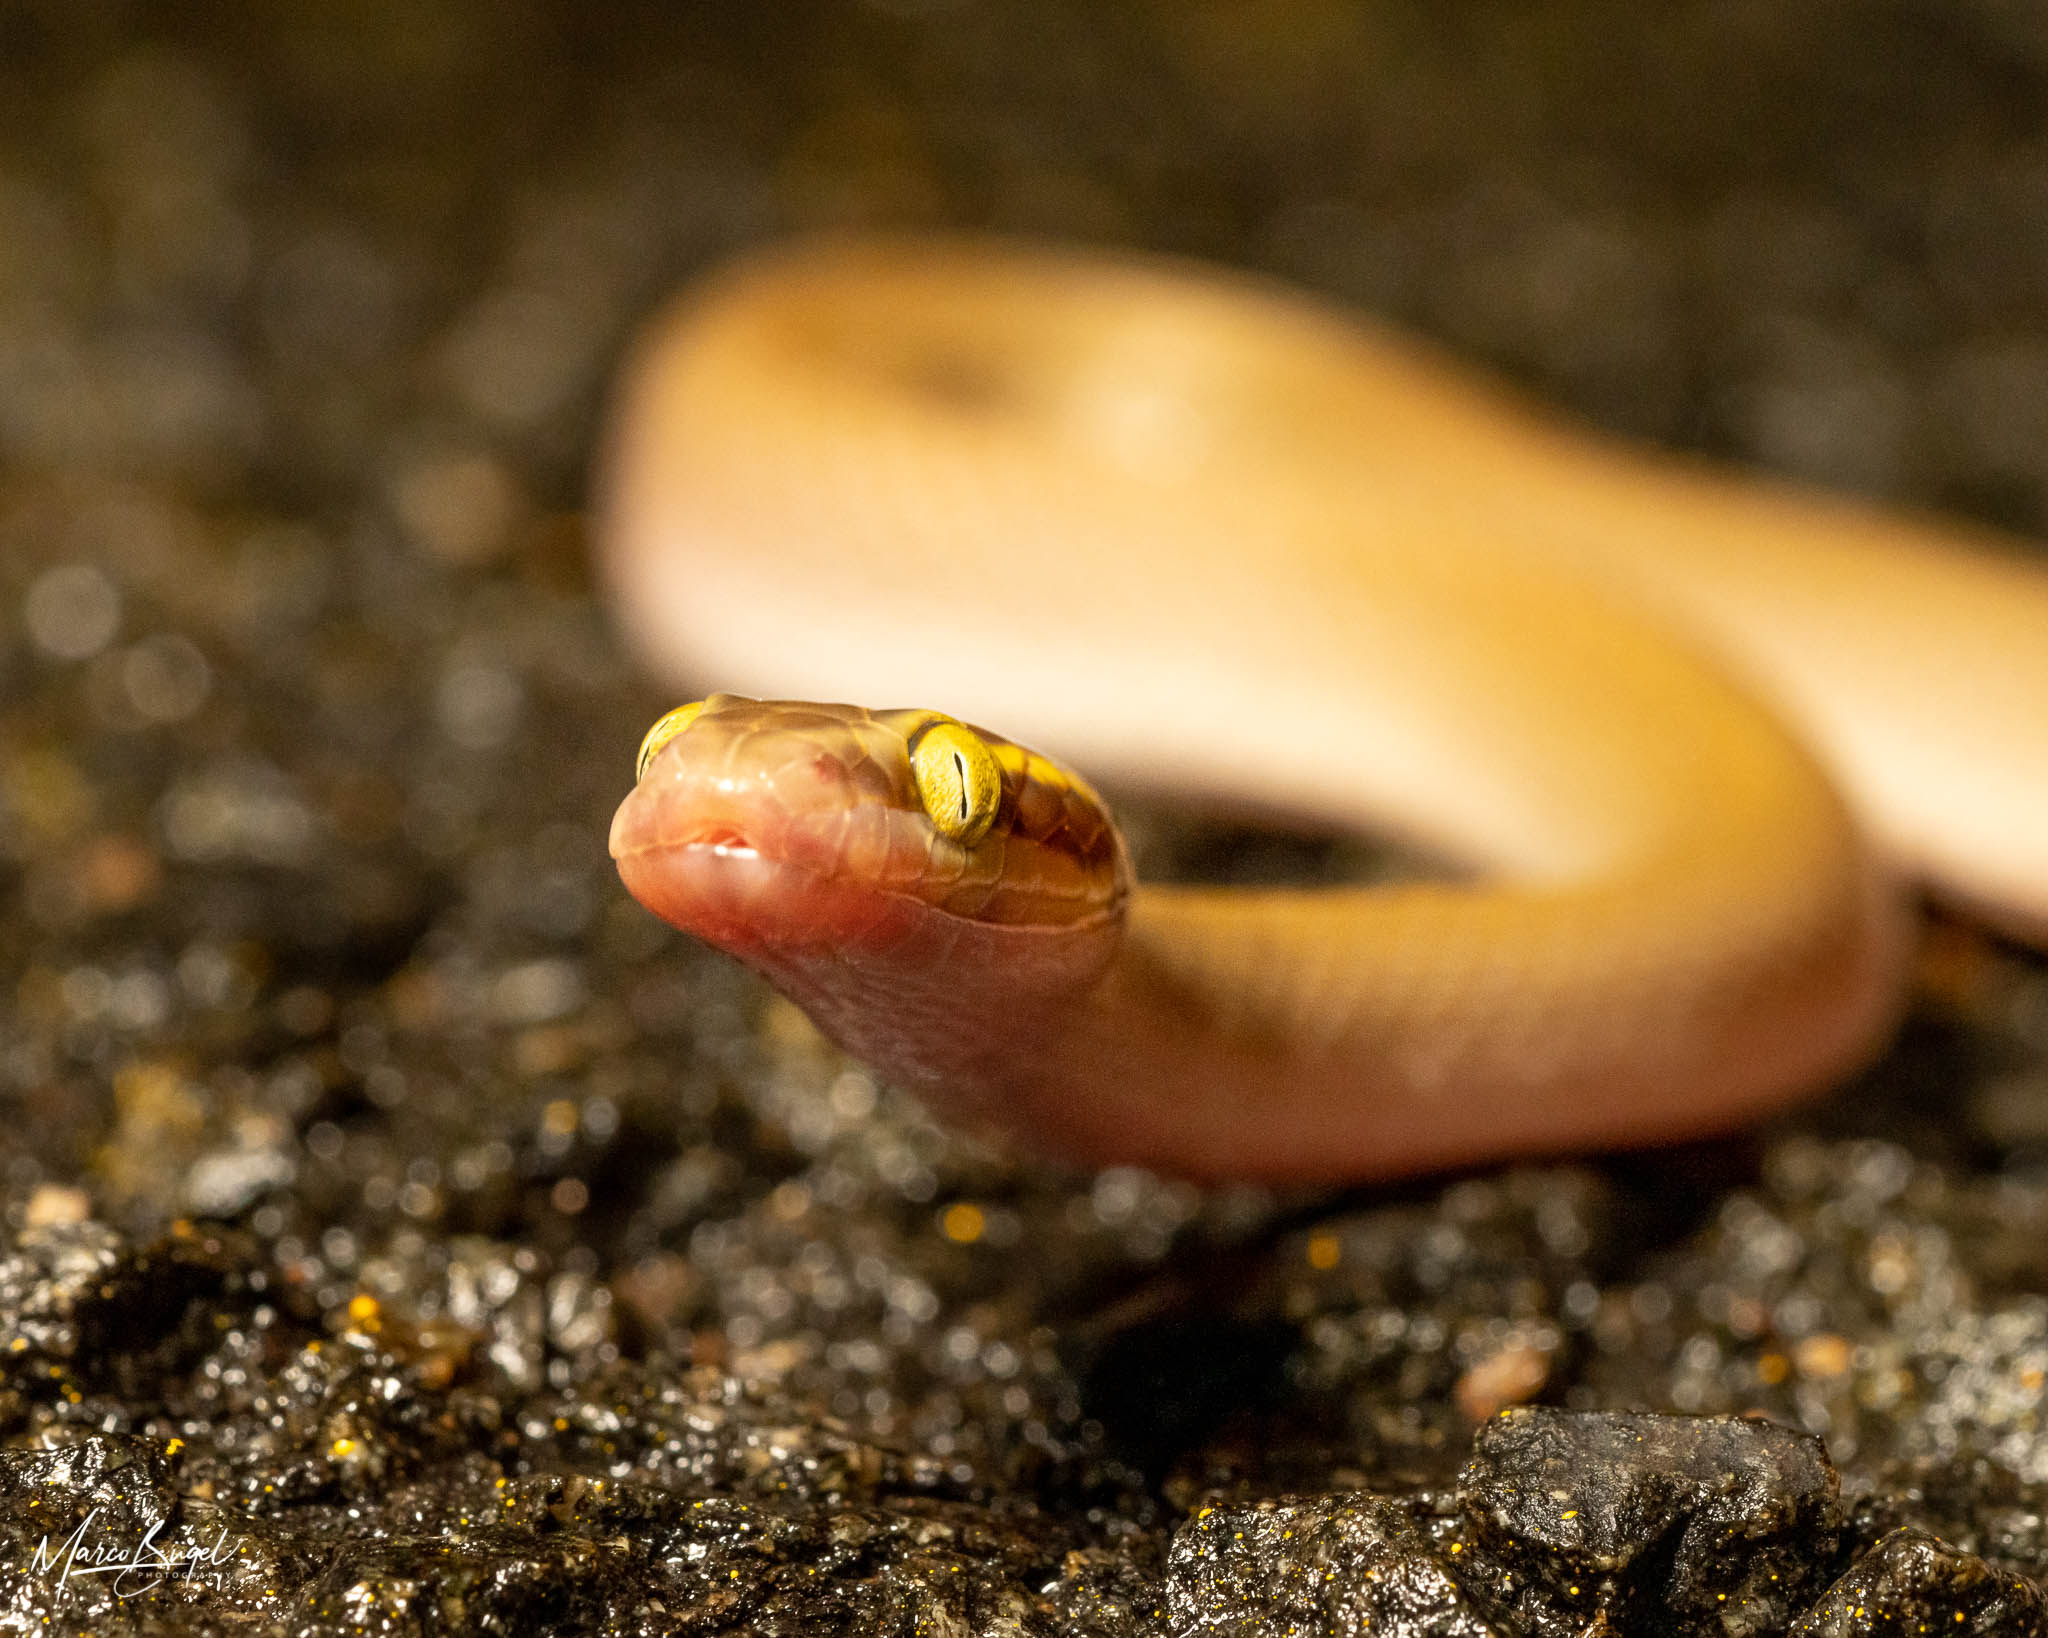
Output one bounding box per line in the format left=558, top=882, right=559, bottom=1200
left=1454, top=1408, right=1840, bottom=1635
left=4, top=1, right=2048, bottom=1634
left=1167, top=1492, right=1495, bottom=1638
left=1789, top=1528, right=2048, bottom=1638
left=1165, top=1421, right=2048, bottom=1638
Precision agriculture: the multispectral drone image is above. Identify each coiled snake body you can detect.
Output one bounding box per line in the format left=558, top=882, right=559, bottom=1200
left=603, top=238, right=2048, bottom=1181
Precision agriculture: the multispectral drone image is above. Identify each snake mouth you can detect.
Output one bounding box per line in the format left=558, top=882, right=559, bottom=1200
left=674, top=823, right=757, bottom=857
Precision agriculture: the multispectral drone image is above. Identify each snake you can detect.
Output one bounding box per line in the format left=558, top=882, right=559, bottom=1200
left=599, top=236, right=2048, bottom=1182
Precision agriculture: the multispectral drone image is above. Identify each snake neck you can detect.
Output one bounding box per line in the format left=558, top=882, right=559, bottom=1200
left=739, top=907, right=1125, bottom=1124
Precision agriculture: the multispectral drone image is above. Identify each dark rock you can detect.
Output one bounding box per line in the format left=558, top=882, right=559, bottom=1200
left=1455, top=1407, right=1840, bottom=1635
left=1166, top=1493, right=1501, bottom=1637
left=0, top=1434, right=284, bottom=1630
left=0, top=1220, right=260, bottom=1405
left=294, top=1537, right=624, bottom=1638
left=0, top=1432, right=177, bottom=1539
left=1791, top=1528, right=2048, bottom=1637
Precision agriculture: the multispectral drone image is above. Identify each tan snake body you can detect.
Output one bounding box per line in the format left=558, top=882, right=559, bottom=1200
left=601, top=237, right=2048, bottom=1181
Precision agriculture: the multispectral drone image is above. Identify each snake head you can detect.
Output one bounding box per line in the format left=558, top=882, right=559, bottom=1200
left=609, top=694, right=1130, bottom=1095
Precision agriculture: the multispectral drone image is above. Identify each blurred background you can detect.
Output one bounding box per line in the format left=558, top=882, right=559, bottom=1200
left=4, top=2, right=2048, bottom=1628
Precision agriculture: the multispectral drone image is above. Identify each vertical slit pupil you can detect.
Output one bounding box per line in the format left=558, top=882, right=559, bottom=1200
left=953, top=752, right=969, bottom=820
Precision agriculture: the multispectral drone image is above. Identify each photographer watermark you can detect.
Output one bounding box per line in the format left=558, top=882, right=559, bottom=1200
left=24, top=1507, right=238, bottom=1597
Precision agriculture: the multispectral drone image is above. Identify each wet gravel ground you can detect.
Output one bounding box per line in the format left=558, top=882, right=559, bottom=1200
left=4, top=2, right=2048, bottom=1633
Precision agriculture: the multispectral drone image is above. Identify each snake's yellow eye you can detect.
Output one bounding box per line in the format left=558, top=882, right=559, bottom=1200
left=635, top=701, right=707, bottom=781
left=910, top=719, right=1002, bottom=845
